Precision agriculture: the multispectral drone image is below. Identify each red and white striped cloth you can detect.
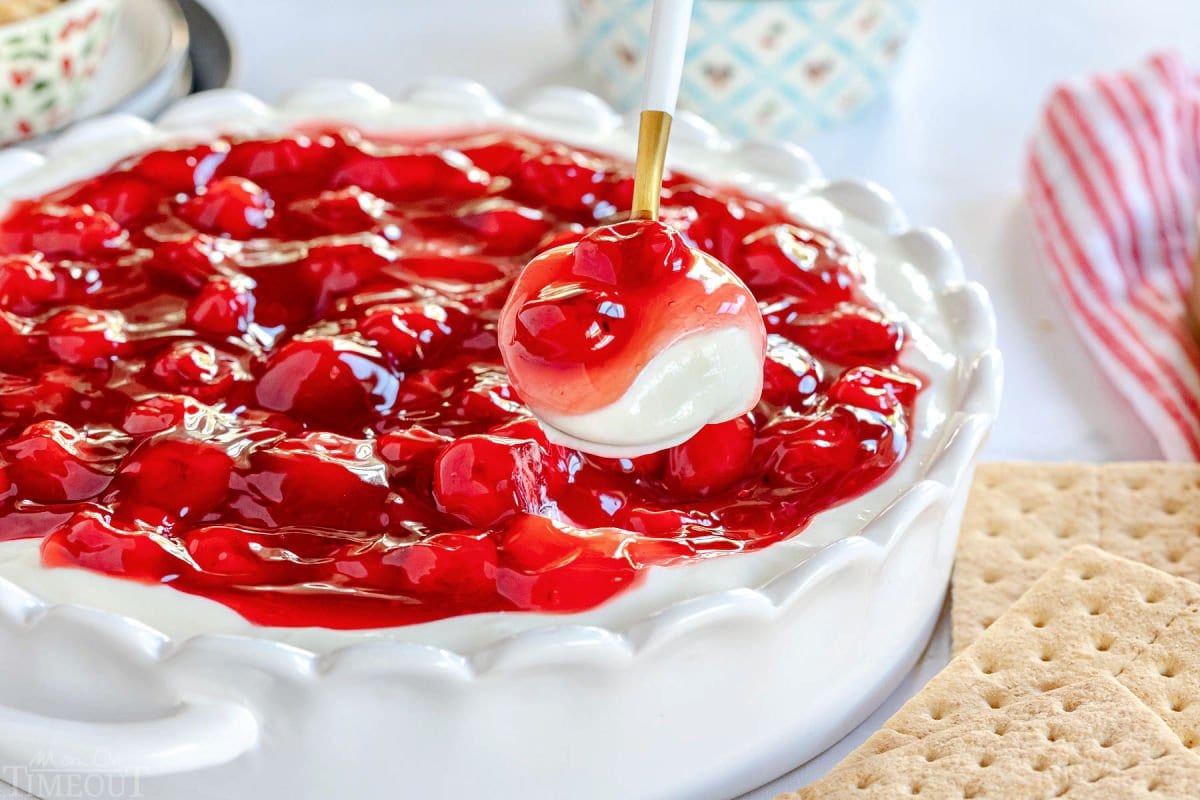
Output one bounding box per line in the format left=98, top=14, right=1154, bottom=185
left=1027, top=52, right=1200, bottom=461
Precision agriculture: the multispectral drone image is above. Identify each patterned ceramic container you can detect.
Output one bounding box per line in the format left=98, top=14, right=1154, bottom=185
left=565, top=0, right=920, bottom=140
left=0, top=0, right=119, bottom=144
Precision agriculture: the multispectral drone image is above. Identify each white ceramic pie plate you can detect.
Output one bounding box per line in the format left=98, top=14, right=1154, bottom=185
left=0, top=81, right=1001, bottom=800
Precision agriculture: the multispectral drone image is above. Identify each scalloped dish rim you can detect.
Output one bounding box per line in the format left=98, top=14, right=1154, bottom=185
left=0, top=78, right=1003, bottom=677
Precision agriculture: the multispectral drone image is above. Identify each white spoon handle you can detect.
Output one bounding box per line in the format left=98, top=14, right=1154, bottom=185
left=640, top=0, right=694, bottom=114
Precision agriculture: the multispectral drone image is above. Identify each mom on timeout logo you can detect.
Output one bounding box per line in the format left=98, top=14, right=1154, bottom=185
left=1, top=750, right=144, bottom=799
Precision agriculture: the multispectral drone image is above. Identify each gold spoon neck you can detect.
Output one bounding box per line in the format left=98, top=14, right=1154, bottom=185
left=630, top=109, right=673, bottom=221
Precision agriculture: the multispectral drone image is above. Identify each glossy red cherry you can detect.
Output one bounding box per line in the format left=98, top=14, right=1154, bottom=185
left=829, top=367, right=922, bottom=414
left=42, top=511, right=184, bottom=580
left=498, top=515, right=636, bottom=611
left=56, top=173, right=160, bottom=226
left=332, top=150, right=492, bottom=202
left=432, top=434, right=545, bottom=528
left=772, top=302, right=904, bottom=366
left=149, top=234, right=226, bottom=290
left=127, top=143, right=227, bottom=193
left=377, top=426, right=452, bottom=479
left=394, top=255, right=507, bottom=286
left=301, top=241, right=392, bottom=306
left=5, top=420, right=127, bottom=502
left=112, top=437, right=234, bottom=521
left=512, top=282, right=628, bottom=363
left=513, top=152, right=626, bottom=219
left=330, top=531, right=499, bottom=602
left=360, top=301, right=470, bottom=369
left=288, top=186, right=389, bottom=234
left=187, top=276, right=256, bottom=336
left=240, top=433, right=392, bottom=532
left=761, top=338, right=823, bottom=409
left=761, top=407, right=901, bottom=498
left=255, top=337, right=397, bottom=429
left=150, top=341, right=249, bottom=402
left=455, top=136, right=537, bottom=175
left=0, top=202, right=125, bottom=258
left=444, top=368, right=523, bottom=430
left=0, top=367, right=125, bottom=432
left=666, top=184, right=780, bottom=265
left=662, top=416, right=755, bottom=497
left=0, top=254, right=58, bottom=314
left=121, top=394, right=208, bottom=436
left=217, top=135, right=338, bottom=183
left=452, top=199, right=553, bottom=256
left=738, top=224, right=860, bottom=308
left=0, top=309, right=36, bottom=370
left=178, top=177, right=273, bottom=238
left=45, top=308, right=129, bottom=368
left=184, top=525, right=279, bottom=582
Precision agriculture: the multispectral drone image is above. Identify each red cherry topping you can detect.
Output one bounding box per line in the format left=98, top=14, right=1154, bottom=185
left=255, top=337, right=397, bottom=429
left=217, top=135, right=339, bottom=184
left=112, top=437, right=234, bottom=521
left=178, top=177, right=273, bottom=238
left=761, top=338, right=823, bottom=409
left=187, top=276, right=256, bottom=336
left=662, top=416, right=755, bottom=498
left=0, top=202, right=125, bottom=258
left=121, top=395, right=208, bottom=436
left=150, top=342, right=249, bottom=402
left=332, top=150, right=492, bottom=202
left=829, top=367, right=922, bottom=414
left=360, top=301, right=470, bottom=369
left=42, top=512, right=184, bottom=581
left=738, top=224, right=861, bottom=308
left=499, top=516, right=636, bottom=611
left=770, top=302, right=904, bottom=366
left=0, top=254, right=58, bottom=314
left=288, top=186, right=389, bottom=234
left=126, top=144, right=226, bottom=193
left=452, top=199, right=553, bottom=256
left=55, top=173, right=160, bottom=226
left=5, top=420, right=127, bottom=502
left=0, top=129, right=921, bottom=629
left=239, top=433, right=392, bottom=532
left=433, top=434, right=545, bottom=528
left=45, top=308, right=129, bottom=368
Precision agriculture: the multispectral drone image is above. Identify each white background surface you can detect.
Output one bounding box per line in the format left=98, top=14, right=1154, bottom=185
left=171, top=0, right=1200, bottom=796
left=8, top=0, right=1200, bottom=797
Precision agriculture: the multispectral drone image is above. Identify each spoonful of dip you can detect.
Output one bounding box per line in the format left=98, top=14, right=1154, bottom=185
left=498, top=0, right=767, bottom=457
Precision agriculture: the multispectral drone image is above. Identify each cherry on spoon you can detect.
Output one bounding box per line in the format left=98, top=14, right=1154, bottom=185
left=498, top=0, right=767, bottom=458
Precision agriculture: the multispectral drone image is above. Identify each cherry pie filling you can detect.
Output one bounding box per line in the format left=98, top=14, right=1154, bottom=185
left=0, top=129, right=922, bottom=629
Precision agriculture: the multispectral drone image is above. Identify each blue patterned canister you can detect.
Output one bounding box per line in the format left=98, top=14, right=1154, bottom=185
left=564, top=0, right=920, bottom=139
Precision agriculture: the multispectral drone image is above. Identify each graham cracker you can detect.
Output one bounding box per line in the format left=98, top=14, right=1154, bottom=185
left=796, top=547, right=1200, bottom=785
left=952, top=462, right=1200, bottom=653
left=1117, top=606, right=1200, bottom=753
left=785, top=676, right=1200, bottom=799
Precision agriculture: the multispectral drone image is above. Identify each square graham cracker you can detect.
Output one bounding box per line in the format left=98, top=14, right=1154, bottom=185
left=784, top=676, right=1200, bottom=799
left=952, top=462, right=1200, bottom=653
left=780, top=547, right=1200, bottom=799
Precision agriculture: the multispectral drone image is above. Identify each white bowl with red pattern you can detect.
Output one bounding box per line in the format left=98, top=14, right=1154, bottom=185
left=0, top=81, right=1000, bottom=800
left=0, top=0, right=120, bottom=144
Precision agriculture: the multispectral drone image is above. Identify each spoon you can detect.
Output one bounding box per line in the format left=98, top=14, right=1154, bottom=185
left=630, top=0, right=694, bottom=221
left=498, top=0, right=767, bottom=457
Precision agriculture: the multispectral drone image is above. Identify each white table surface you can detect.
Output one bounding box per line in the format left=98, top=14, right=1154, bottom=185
left=9, top=0, right=1200, bottom=797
